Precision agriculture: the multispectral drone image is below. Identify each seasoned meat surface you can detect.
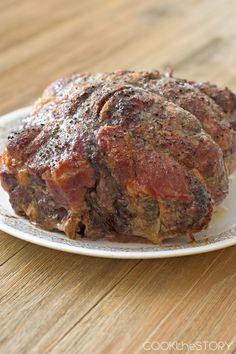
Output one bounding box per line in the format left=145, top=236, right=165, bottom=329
left=1, top=70, right=235, bottom=243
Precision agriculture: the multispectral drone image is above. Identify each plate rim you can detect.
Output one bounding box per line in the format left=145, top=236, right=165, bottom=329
left=0, top=106, right=236, bottom=259
left=0, top=217, right=236, bottom=258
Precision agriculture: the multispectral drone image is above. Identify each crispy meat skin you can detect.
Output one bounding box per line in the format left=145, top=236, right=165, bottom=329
left=1, top=70, right=235, bottom=243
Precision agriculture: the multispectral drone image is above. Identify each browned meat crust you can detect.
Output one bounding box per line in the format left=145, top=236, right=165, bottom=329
left=1, top=70, right=235, bottom=243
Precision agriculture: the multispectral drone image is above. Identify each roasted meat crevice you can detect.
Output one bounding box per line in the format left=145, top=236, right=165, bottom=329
left=1, top=70, right=235, bottom=243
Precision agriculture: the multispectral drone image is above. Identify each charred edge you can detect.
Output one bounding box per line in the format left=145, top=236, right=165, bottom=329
left=95, top=86, right=133, bottom=119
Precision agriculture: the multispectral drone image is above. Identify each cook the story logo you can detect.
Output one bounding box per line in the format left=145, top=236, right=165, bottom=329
left=142, top=340, right=233, bottom=351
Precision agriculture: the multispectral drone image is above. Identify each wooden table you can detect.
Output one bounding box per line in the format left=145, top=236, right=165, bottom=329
left=0, top=0, right=236, bottom=353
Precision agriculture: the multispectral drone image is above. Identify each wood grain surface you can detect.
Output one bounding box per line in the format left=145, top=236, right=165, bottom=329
left=0, top=0, right=236, bottom=353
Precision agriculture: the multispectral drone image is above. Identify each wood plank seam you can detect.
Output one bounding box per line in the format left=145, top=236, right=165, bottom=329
left=138, top=249, right=225, bottom=350
left=48, top=259, right=144, bottom=352
left=0, top=243, right=28, bottom=267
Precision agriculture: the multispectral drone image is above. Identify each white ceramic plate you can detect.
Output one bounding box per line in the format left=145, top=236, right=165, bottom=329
left=0, top=107, right=236, bottom=258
